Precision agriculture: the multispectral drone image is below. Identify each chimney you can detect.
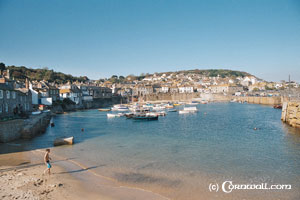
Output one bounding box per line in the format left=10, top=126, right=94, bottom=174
left=25, top=78, right=29, bottom=89
left=6, top=69, right=10, bottom=79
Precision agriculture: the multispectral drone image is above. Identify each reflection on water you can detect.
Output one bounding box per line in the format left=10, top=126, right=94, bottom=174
left=1, top=103, right=300, bottom=199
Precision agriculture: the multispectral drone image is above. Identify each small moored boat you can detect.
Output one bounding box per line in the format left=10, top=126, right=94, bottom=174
left=273, top=104, right=282, bottom=109
left=54, top=136, right=74, bottom=146
left=32, top=111, right=42, bottom=115
left=132, top=115, right=159, bottom=120
left=98, top=108, right=111, bottom=111
left=179, top=106, right=198, bottom=114
left=107, top=113, right=122, bottom=118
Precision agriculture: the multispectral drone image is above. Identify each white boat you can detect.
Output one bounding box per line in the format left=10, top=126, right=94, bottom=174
left=187, top=101, right=199, bottom=105
left=111, top=104, right=129, bottom=111
left=179, top=107, right=198, bottom=114
left=117, top=107, right=129, bottom=112
left=117, top=113, right=125, bottom=116
left=152, top=106, right=166, bottom=111
left=107, top=113, right=122, bottom=118
left=183, top=107, right=198, bottom=111
left=31, top=111, right=42, bottom=115
left=146, top=112, right=159, bottom=117
left=151, top=111, right=166, bottom=116
left=98, top=108, right=111, bottom=111
left=179, top=110, right=192, bottom=114
left=143, top=104, right=154, bottom=108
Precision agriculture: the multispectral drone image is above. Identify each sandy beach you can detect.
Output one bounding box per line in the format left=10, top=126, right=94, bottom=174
left=0, top=150, right=169, bottom=200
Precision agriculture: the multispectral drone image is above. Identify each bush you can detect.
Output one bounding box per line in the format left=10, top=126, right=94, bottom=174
left=62, top=98, right=76, bottom=105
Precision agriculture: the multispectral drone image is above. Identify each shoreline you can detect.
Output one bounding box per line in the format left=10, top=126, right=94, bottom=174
left=0, top=149, right=169, bottom=200
left=1, top=103, right=299, bottom=200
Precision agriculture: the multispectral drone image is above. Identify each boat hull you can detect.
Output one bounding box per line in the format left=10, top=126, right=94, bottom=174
left=132, top=116, right=159, bottom=120
left=54, top=137, right=74, bottom=146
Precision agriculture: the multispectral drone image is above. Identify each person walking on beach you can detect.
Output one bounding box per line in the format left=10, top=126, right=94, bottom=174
left=43, top=149, right=52, bottom=175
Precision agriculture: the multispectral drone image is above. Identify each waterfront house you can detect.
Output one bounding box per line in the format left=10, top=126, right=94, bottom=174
left=248, top=82, right=267, bottom=92
left=161, top=85, right=170, bottom=93
left=210, top=84, right=243, bottom=94
left=196, top=85, right=205, bottom=93
left=210, top=84, right=228, bottom=93
left=79, top=85, right=112, bottom=100
left=134, top=85, right=154, bottom=96
left=0, top=73, right=32, bottom=119
left=178, top=85, right=194, bottom=93
left=169, top=86, right=179, bottom=93
left=152, top=84, right=162, bottom=93
left=59, top=83, right=82, bottom=105
left=30, top=81, right=59, bottom=105
left=36, top=81, right=60, bottom=101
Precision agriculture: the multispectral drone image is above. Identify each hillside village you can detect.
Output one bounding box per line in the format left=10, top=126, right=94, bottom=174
left=0, top=63, right=299, bottom=120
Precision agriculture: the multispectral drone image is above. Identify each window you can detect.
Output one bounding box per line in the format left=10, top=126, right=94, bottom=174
left=6, top=91, right=10, bottom=99
left=12, top=91, right=16, bottom=99
left=0, top=90, right=3, bottom=99
left=5, top=103, right=8, bottom=113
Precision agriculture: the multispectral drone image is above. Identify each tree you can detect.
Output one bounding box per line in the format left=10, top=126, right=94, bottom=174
left=0, top=63, right=5, bottom=70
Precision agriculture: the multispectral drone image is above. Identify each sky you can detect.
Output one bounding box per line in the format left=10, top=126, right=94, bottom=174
left=0, top=0, right=300, bottom=82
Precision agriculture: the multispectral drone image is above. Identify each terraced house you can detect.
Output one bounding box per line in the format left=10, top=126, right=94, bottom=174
left=0, top=71, right=32, bottom=120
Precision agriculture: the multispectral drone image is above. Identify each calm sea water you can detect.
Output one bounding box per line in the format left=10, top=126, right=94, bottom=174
left=2, top=103, right=300, bottom=199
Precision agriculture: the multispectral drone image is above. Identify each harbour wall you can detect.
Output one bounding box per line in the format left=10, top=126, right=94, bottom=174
left=51, top=96, right=127, bottom=113
left=0, top=112, right=51, bottom=142
left=83, top=96, right=127, bottom=109
left=141, top=93, right=281, bottom=105
left=141, top=93, right=230, bottom=102
left=281, top=101, right=300, bottom=129
left=234, top=96, right=281, bottom=105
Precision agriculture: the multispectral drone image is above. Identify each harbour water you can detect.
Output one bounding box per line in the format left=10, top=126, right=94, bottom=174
left=1, top=103, right=300, bottom=199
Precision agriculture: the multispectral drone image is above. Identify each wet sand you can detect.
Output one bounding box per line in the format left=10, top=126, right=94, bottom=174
left=1, top=149, right=298, bottom=200
left=0, top=150, right=169, bottom=200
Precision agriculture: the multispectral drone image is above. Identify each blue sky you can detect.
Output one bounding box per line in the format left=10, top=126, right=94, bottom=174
left=0, top=0, right=300, bottom=82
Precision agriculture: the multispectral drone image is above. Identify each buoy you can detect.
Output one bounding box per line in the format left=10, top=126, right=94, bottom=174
left=254, top=127, right=257, bottom=130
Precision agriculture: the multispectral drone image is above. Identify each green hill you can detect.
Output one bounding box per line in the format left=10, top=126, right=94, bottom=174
left=1, top=63, right=89, bottom=84
left=159, top=69, right=251, bottom=78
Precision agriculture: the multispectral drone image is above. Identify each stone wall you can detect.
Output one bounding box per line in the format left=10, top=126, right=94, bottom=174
left=235, top=96, right=281, bottom=105
left=141, top=93, right=199, bottom=102
left=0, top=119, right=23, bottom=142
left=139, top=93, right=280, bottom=105
left=0, top=112, right=51, bottom=142
left=140, top=93, right=231, bottom=102
left=281, top=102, right=300, bottom=129
left=20, top=112, right=51, bottom=139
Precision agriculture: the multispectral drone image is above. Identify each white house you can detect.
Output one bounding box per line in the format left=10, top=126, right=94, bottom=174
left=178, top=85, right=194, bottom=93
left=59, top=84, right=82, bottom=105
left=161, top=86, right=169, bottom=93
